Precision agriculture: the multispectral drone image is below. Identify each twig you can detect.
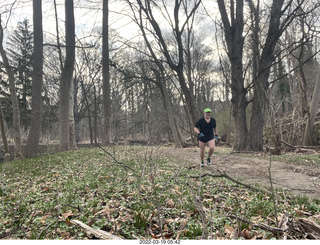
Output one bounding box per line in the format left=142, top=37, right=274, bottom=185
left=98, top=145, right=136, bottom=173
left=37, top=220, right=56, bottom=239
left=267, top=149, right=279, bottom=228
left=190, top=170, right=272, bottom=195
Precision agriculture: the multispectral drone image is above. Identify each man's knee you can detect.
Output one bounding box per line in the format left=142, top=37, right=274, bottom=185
left=208, top=141, right=215, bottom=150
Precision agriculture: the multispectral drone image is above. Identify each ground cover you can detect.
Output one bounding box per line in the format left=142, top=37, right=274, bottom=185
left=1, top=145, right=320, bottom=240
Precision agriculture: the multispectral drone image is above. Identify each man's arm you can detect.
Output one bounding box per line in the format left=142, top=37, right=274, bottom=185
left=194, top=127, right=200, bottom=135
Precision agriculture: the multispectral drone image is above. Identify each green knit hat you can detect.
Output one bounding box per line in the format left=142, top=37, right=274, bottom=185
left=204, top=108, right=212, bottom=113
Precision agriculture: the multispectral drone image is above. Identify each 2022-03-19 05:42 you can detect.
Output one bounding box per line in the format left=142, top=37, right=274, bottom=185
left=138, top=239, right=181, bottom=244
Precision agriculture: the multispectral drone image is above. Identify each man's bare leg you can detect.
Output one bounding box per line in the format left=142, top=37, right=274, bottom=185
left=207, top=139, right=215, bottom=158
left=199, top=141, right=206, bottom=164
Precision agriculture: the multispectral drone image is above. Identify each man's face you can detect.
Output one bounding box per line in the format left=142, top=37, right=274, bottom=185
left=205, top=112, right=211, bottom=118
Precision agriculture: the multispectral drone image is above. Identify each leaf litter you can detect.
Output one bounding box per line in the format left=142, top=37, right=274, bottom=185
left=0, top=145, right=320, bottom=239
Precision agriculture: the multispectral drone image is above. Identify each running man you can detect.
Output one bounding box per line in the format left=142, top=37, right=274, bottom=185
left=194, top=108, right=218, bottom=167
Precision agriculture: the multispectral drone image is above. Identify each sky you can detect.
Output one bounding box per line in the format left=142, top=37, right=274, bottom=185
left=1, top=0, right=144, bottom=44
left=1, top=0, right=218, bottom=45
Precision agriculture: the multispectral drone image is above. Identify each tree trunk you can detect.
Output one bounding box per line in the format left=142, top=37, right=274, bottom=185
left=303, top=68, right=320, bottom=145
left=159, top=78, right=181, bottom=147
left=217, top=0, right=248, bottom=151
left=80, top=79, right=94, bottom=145
left=0, top=102, right=9, bottom=157
left=102, top=0, right=111, bottom=145
left=69, top=79, right=77, bottom=149
left=25, top=0, right=43, bottom=157
left=59, top=0, right=75, bottom=151
left=0, top=16, right=23, bottom=158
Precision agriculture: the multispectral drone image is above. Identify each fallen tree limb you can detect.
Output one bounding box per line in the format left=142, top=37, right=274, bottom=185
left=296, top=218, right=320, bottom=239
left=190, top=170, right=272, bottom=195
left=70, top=219, right=122, bottom=240
left=226, top=215, right=320, bottom=239
left=281, top=140, right=320, bottom=150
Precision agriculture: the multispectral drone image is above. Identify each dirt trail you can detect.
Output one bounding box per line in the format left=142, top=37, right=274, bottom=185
left=163, top=146, right=320, bottom=199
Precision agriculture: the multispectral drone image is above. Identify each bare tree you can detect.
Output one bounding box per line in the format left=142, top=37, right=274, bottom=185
left=59, top=0, right=75, bottom=150
left=25, top=0, right=43, bottom=157
left=102, top=0, right=111, bottom=145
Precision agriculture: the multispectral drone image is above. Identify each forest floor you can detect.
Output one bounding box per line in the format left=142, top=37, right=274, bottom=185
left=162, top=146, right=320, bottom=199
left=1, top=145, right=320, bottom=239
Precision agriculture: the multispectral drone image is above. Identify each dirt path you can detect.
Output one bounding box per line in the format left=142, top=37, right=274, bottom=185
left=163, top=146, right=320, bottom=199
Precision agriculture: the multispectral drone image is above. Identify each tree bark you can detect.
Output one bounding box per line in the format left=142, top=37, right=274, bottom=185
left=25, top=0, right=43, bottom=157
left=59, top=0, right=75, bottom=151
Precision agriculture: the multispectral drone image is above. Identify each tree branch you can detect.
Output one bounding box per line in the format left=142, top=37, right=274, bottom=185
left=98, top=145, right=137, bottom=173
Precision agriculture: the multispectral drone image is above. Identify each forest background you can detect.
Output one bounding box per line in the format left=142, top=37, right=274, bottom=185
left=1, top=0, right=320, bottom=159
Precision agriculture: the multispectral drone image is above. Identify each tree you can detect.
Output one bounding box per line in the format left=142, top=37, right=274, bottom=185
left=217, top=0, right=305, bottom=151
left=25, top=0, right=43, bottom=157
left=303, top=68, right=320, bottom=145
left=0, top=14, right=23, bottom=157
left=7, top=19, right=33, bottom=130
left=59, top=0, right=75, bottom=151
left=102, top=0, right=111, bottom=145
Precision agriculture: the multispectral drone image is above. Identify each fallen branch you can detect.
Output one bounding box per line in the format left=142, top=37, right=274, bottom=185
left=296, top=218, right=320, bottom=239
left=190, top=170, right=272, bottom=195
left=226, top=214, right=288, bottom=236
left=70, top=219, right=122, bottom=240
left=281, top=140, right=320, bottom=150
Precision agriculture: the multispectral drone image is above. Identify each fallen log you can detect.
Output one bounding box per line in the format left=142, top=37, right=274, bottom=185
left=70, top=219, right=122, bottom=240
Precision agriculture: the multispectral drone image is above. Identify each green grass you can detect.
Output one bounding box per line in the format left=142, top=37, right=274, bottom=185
left=0, top=145, right=319, bottom=239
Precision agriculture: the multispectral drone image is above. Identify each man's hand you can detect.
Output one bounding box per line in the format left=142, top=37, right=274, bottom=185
left=198, top=132, right=204, bottom=140
left=215, top=135, right=218, bottom=142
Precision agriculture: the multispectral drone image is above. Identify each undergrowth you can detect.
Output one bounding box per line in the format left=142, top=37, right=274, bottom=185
left=0, top=145, right=319, bottom=239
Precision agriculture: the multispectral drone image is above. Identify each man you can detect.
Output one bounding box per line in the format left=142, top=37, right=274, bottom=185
left=194, top=108, right=218, bottom=167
